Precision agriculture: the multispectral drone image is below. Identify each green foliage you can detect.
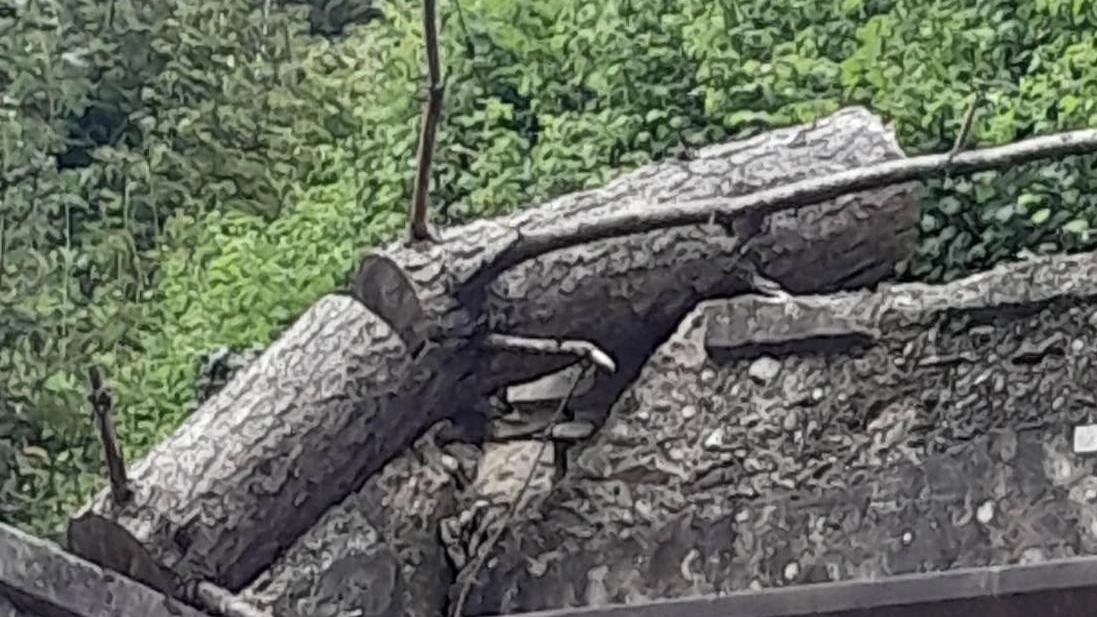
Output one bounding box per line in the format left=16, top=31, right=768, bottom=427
left=0, top=0, right=373, bottom=537
left=829, top=0, right=1097, bottom=279
left=3, top=0, right=1097, bottom=539
left=1, top=0, right=130, bottom=536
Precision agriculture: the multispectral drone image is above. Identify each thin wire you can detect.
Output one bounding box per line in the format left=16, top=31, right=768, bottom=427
left=451, top=362, right=592, bottom=617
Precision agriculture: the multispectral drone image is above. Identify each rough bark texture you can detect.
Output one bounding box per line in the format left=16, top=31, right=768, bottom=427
left=367, top=106, right=918, bottom=418
left=0, top=522, right=211, bottom=617
left=454, top=251, right=1097, bottom=615
left=67, top=296, right=423, bottom=593
left=240, top=421, right=463, bottom=617
left=68, top=106, right=917, bottom=598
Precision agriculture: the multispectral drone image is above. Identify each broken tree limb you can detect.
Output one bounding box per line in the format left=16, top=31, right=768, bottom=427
left=343, top=108, right=919, bottom=436
left=465, top=121, right=1097, bottom=289
left=484, top=334, right=617, bottom=374
left=67, top=107, right=917, bottom=598
left=0, top=521, right=212, bottom=617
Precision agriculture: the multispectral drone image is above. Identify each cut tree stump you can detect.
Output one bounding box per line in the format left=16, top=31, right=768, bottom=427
left=66, top=106, right=918, bottom=597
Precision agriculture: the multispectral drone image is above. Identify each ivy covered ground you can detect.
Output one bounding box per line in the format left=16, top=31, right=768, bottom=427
left=2, top=0, right=1097, bottom=538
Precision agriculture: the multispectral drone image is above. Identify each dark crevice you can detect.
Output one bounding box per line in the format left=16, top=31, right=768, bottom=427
left=707, top=333, right=876, bottom=364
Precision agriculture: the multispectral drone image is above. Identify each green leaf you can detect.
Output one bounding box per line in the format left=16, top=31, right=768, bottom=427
left=42, top=372, right=71, bottom=394
left=992, top=205, right=1014, bottom=223
left=22, top=446, right=50, bottom=462
left=1016, top=193, right=1043, bottom=209
left=938, top=196, right=963, bottom=216
left=1063, top=219, right=1089, bottom=234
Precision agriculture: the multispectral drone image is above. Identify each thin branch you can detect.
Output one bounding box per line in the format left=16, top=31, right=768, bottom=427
left=743, top=265, right=793, bottom=302
left=86, top=366, right=132, bottom=506
left=483, top=333, right=617, bottom=374
left=450, top=0, right=477, bottom=58
left=464, top=125, right=1097, bottom=291
left=451, top=363, right=592, bottom=617
left=194, top=581, right=272, bottom=617
left=948, top=90, right=983, bottom=162
left=257, top=0, right=272, bottom=60
left=0, top=208, right=6, bottom=294
left=409, top=0, right=445, bottom=243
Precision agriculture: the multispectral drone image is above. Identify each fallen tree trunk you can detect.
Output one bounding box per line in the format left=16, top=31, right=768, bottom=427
left=67, top=107, right=918, bottom=595
left=0, top=522, right=212, bottom=617
left=239, top=421, right=462, bottom=617
left=370, top=106, right=917, bottom=414
left=67, top=297, right=428, bottom=594
left=455, top=250, right=1097, bottom=615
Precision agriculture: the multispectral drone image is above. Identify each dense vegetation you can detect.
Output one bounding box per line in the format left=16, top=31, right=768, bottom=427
left=2, top=0, right=1096, bottom=538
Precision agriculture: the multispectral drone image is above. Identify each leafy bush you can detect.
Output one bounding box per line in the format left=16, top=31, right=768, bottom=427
left=832, top=0, right=1097, bottom=279
left=3, top=0, right=1097, bottom=538
left=0, top=0, right=375, bottom=536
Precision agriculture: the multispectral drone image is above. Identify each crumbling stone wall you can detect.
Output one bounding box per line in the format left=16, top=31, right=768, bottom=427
left=452, top=251, right=1097, bottom=615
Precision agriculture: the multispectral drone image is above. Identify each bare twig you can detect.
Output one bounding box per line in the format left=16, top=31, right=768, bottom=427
left=744, top=267, right=793, bottom=302
left=948, top=90, right=983, bottom=162
left=0, top=208, right=6, bottom=294
left=451, top=362, right=592, bottom=617
left=464, top=125, right=1097, bottom=291
left=260, top=0, right=271, bottom=37
left=86, top=366, right=132, bottom=506
left=257, top=0, right=272, bottom=60
left=409, top=0, right=445, bottom=243
left=483, top=333, right=617, bottom=374
left=194, top=581, right=272, bottom=617
left=450, top=0, right=477, bottom=58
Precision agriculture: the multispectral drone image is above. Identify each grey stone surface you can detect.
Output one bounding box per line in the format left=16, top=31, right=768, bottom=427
left=455, top=251, right=1097, bottom=615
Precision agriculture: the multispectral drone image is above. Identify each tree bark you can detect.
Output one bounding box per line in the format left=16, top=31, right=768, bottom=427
left=67, top=106, right=917, bottom=597
left=0, top=522, right=211, bottom=617
left=239, top=421, right=462, bottom=617
left=367, top=105, right=917, bottom=415
left=455, top=250, right=1097, bottom=615
left=67, top=296, right=429, bottom=594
